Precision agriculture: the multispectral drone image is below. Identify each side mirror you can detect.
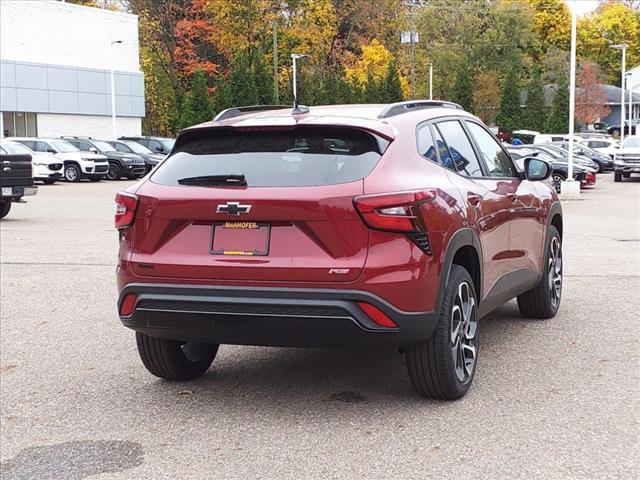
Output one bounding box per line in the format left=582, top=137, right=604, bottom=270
left=154, top=146, right=164, bottom=153
left=524, top=157, right=552, bottom=181
left=47, top=148, right=57, bottom=154
left=89, top=147, right=98, bottom=154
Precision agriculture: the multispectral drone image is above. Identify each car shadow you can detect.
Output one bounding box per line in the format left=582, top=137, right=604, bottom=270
left=139, top=301, right=538, bottom=406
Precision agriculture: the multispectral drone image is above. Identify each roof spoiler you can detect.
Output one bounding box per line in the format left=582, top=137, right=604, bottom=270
left=213, top=105, right=292, bottom=122
left=378, top=100, right=463, bottom=119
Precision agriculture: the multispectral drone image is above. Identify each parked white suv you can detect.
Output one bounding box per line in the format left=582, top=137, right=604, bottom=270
left=9, top=137, right=108, bottom=182
left=0, top=140, right=63, bottom=184
left=614, top=136, right=640, bottom=182
left=577, top=137, right=620, bottom=159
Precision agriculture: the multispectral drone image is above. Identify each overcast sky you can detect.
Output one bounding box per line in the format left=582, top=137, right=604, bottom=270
left=565, top=0, right=601, bottom=16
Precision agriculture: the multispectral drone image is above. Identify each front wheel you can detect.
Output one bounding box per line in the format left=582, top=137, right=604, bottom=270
left=0, top=201, right=11, bottom=219
left=552, top=173, right=566, bottom=194
left=517, top=226, right=562, bottom=319
left=106, top=163, right=122, bottom=181
left=592, top=161, right=602, bottom=173
left=64, top=164, right=81, bottom=182
left=405, top=265, right=478, bottom=400
left=136, top=333, right=218, bottom=380
left=614, top=171, right=623, bottom=182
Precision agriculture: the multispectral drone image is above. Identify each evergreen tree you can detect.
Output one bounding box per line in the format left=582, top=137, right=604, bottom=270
left=544, top=74, right=569, bottom=133
left=495, top=67, right=521, bottom=133
left=178, top=70, right=213, bottom=130
left=364, top=71, right=383, bottom=102
left=381, top=62, right=404, bottom=103
left=252, top=50, right=275, bottom=105
left=452, top=63, right=475, bottom=112
left=523, top=69, right=546, bottom=132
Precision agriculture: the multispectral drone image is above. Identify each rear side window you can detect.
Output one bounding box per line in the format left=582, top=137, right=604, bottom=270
left=152, top=127, right=387, bottom=187
left=436, top=120, right=484, bottom=177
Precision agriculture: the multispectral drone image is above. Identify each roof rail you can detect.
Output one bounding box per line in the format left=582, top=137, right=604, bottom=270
left=60, top=135, right=93, bottom=139
left=213, top=105, right=292, bottom=122
left=378, top=100, right=463, bottom=119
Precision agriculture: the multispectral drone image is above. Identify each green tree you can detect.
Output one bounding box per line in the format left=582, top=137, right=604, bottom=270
left=178, top=70, right=213, bottom=129
left=380, top=62, right=404, bottom=103
left=544, top=74, right=570, bottom=133
left=452, top=63, right=475, bottom=112
left=495, top=67, right=521, bottom=133
left=523, top=70, right=546, bottom=132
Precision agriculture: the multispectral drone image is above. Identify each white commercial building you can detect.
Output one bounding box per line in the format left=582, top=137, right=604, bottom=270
left=0, top=0, right=144, bottom=139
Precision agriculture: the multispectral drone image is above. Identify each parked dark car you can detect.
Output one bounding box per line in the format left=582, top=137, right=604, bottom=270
left=62, top=137, right=146, bottom=181
left=508, top=146, right=594, bottom=193
left=107, top=140, right=163, bottom=174
left=607, top=122, right=638, bottom=137
left=551, top=141, right=614, bottom=172
left=115, top=101, right=563, bottom=400
left=0, top=152, right=37, bottom=218
left=118, top=136, right=175, bottom=156
left=526, top=144, right=598, bottom=171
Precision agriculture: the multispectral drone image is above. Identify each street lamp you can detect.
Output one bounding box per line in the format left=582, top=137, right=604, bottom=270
left=625, top=73, right=633, bottom=136
left=428, top=63, right=433, bottom=100
left=110, top=40, right=123, bottom=140
left=291, top=53, right=308, bottom=113
left=610, top=43, right=628, bottom=143
left=562, top=3, right=579, bottom=198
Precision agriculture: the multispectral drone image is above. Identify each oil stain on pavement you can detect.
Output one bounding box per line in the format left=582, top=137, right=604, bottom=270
left=1, top=440, right=143, bottom=480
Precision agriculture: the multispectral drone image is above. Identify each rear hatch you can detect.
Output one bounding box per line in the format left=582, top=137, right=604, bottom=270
left=0, top=154, right=33, bottom=188
left=128, top=126, right=390, bottom=283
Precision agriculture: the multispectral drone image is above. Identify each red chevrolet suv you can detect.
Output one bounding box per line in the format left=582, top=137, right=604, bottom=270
left=115, top=101, right=563, bottom=400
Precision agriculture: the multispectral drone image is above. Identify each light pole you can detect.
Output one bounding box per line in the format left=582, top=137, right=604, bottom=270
left=562, top=2, right=578, bottom=198
left=429, top=63, right=433, bottom=100
left=110, top=40, right=123, bottom=140
left=625, top=73, right=633, bottom=136
left=610, top=44, right=628, bottom=143
left=291, top=54, right=308, bottom=113
left=273, top=20, right=279, bottom=104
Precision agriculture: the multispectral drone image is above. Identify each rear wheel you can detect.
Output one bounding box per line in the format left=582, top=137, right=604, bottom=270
left=614, top=171, right=623, bottom=182
left=405, top=265, right=478, bottom=400
left=136, top=333, right=218, bottom=380
left=106, top=163, right=121, bottom=181
left=0, top=201, right=11, bottom=219
left=552, top=173, right=566, bottom=194
left=592, top=161, right=602, bottom=173
left=517, top=226, right=562, bottom=319
left=64, top=164, right=81, bottom=182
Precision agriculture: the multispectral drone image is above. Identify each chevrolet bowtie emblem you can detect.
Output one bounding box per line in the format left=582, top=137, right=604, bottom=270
left=216, top=202, right=252, bottom=216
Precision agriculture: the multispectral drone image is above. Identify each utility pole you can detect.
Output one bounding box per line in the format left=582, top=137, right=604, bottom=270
left=610, top=44, right=628, bottom=143
left=109, top=40, right=123, bottom=140
left=408, top=3, right=416, bottom=99
left=273, top=19, right=279, bottom=104
left=429, top=63, right=433, bottom=100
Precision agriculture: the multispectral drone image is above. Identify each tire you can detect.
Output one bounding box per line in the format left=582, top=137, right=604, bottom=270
left=42, top=179, right=56, bottom=185
left=89, top=177, right=101, bottom=182
left=592, top=161, right=601, bottom=173
left=106, top=163, right=122, bottom=181
left=405, top=265, right=478, bottom=400
left=623, top=172, right=631, bottom=178
left=614, top=171, right=622, bottom=182
left=64, top=164, right=81, bottom=182
left=517, top=226, right=562, bottom=319
left=551, top=173, right=566, bottom=194
left=0, top=201, right=11, bottom=219
left=136, top=333, right=218, bottom=381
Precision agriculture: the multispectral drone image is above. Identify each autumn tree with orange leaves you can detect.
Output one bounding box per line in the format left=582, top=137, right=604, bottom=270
left=575, top=63, right=610, bottom=127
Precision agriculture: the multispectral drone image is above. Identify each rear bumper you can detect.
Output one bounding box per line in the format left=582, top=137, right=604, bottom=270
left=118, top=283, right=438, bottom=347
left=1, top=186, right=37, bottom=198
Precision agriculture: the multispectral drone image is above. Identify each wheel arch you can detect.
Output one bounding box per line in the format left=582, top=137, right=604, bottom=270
left=438, top=228, right=484, bottom=307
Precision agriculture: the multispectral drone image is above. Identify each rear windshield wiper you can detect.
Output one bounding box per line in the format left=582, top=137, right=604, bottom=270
left=177, top=174, right=247, bottom=187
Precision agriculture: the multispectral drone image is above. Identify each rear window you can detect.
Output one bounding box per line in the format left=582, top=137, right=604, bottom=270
left=151, top=127, right=388, bottom=187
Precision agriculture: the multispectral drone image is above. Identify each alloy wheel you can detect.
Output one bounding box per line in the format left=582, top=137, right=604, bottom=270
left=552, top=175, right=564, bottom=194
left=548, top=237, right=562, bottom=308
left=450, top=281, right=477, bottom=383
left=65, top=166, right=79, bottom=181
left=107, top=165, right=120, bottom=181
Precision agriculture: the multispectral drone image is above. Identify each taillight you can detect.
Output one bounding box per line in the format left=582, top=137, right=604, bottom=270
left=354, top=190, right=435, bottom=232
left=114, top=192, right=138, bottom=229
left=358, top=302, right=398, bottom=328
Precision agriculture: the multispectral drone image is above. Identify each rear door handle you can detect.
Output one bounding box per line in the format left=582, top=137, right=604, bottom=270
left=467, top=193, right=482, bottom=206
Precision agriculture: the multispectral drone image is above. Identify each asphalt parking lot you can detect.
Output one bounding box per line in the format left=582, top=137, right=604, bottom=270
left=1, top=175, right=639, bottom=479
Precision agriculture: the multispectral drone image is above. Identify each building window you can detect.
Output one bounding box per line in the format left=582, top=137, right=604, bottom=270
left=2, top=112, right=38, bottom=137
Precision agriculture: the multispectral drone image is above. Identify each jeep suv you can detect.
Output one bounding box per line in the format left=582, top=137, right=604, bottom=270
left=115, top=102, right=563, bottom=400
left=62, top=137, right=146, bottom=181
left=118, top=136, right=174, bottom=156
left=9, top=137, right=108, bottom=182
